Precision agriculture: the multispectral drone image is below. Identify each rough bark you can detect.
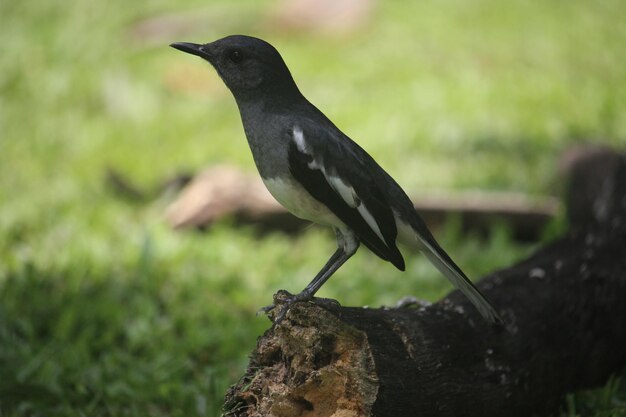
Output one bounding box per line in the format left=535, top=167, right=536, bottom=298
left=223, top=148, right=626, bottom=417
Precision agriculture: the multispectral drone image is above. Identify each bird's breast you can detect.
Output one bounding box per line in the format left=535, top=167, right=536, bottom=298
left=262, top=176, right=343, bottom=228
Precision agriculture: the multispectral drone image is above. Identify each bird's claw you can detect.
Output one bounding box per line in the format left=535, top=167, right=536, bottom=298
left=256, top=289, right=295, bottom=318
left=256, top=304, right=276, bottom=316
left=272, top=290, right=311, bottom=325
left=258, top=290, right=341, bottom=326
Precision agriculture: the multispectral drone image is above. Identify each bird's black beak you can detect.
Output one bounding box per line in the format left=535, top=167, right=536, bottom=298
left=170, top=42, right=212, bottom=60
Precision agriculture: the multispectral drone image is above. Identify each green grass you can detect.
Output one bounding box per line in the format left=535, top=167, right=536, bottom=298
left=1, top=0, right=626, bottom=415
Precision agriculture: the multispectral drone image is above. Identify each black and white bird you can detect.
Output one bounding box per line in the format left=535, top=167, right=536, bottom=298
left=170, top=35, right=503, bottom=326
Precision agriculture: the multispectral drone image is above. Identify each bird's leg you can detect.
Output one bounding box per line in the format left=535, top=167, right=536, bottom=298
left=299, top=228, right=361, bottom=300
left=261, top=229, right=359, bottom=324
left=258, top=248, right=345, bottom=314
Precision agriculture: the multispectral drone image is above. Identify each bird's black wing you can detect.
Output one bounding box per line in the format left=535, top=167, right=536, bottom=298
left=287, top=122, right=405, bottom=270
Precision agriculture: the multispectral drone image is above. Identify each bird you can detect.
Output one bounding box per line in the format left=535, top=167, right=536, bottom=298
left=170, top=35, right=504, bottom=326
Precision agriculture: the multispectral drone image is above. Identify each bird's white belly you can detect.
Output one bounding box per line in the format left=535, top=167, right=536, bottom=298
left=263, top=177, right=344, bottom=228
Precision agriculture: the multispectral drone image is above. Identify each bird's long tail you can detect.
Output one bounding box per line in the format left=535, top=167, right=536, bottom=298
left=417, top=235, right=504, bottom=326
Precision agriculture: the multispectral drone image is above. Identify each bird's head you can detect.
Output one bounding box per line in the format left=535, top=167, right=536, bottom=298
left=171, top=35, right=299, bottom=101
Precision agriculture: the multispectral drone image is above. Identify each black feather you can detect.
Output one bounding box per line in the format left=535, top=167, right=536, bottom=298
left=287, top=124, right=405, bottom=270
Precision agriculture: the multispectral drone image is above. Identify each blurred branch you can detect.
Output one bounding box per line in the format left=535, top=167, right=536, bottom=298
left=163, top=165, right=558, bottom=241
left=105, top=167, right=192, bottom=203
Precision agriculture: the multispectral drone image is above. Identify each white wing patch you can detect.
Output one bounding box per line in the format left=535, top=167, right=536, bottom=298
left=357, top=204, right=385, bottom=242
left=293, top=125, right=319, bottom=169
left=327, top=175, right=358, bottom=207
left=291, top=125, right=386, bottom=244
left=293, top=125, right=308, bottom=153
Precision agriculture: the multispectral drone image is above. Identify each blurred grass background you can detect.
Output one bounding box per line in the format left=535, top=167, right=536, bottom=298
left=1, top=0, right=625, bottom=415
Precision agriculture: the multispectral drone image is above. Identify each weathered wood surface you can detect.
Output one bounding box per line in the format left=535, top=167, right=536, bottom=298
left=222, top=149, right=626, bottom=417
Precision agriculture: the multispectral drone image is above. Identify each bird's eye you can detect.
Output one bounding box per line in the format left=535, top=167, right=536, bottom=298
left=228, top=49, right=243, bottom=64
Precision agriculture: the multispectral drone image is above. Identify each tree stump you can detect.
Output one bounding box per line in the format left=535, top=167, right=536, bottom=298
left=223, top=149, right=626, bottom=417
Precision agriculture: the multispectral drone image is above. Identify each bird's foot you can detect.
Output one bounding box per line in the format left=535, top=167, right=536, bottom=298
left=258, top=290, right=340, bottom=325
left=256, top=290, right=296, bottom=316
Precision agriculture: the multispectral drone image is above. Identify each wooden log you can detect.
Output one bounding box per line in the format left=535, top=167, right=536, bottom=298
left=222, top=149, right=626, bottom=417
